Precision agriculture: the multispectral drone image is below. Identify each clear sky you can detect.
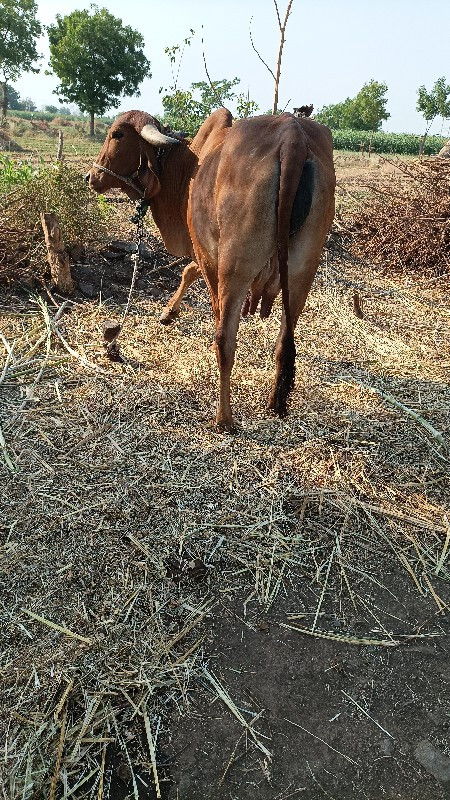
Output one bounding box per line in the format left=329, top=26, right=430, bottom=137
left=13, top=0, right=450, bottom=135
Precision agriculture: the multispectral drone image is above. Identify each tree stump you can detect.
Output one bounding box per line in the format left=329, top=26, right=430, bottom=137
left=40, top=212, right=74, bottom=294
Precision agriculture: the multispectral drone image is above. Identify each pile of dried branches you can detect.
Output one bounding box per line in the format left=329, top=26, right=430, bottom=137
left=344, top=157, right=450, bottom=275
left=0, top=226, right=36, bottom=286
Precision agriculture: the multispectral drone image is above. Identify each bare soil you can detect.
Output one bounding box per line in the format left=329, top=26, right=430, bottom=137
left=167, top=581, right=449, bottom=800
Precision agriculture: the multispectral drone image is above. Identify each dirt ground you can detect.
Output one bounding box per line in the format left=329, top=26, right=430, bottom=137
left=166, top=584, right=449, bottom=800
left=1, top=155, right=449, bottom=800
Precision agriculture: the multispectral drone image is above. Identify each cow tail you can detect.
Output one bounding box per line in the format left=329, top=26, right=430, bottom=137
left=272, top=136, right=309, bottom=416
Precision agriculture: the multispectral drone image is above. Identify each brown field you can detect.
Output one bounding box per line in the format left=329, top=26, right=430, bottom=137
left=0, top=149, right=449, bottom=799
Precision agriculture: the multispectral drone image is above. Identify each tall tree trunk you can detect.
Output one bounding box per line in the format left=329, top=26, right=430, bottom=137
left=0, top=82, right=8, bottom=126
left=89, top=110, right=95, bottom=137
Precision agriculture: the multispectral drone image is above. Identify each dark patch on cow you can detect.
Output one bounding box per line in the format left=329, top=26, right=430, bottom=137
left=289, top=158, right=314, bottom=237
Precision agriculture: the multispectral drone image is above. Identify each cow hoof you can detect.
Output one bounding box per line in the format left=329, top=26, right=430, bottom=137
left=267, top=395, right=288, bottom=418
left=215, top=420, right=236, bottom=434
left=159, top=307, right=179, bottom=325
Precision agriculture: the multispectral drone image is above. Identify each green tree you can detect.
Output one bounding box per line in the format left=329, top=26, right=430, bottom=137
left=236, top=92, right=259, bottom=119
left=47, top=5, right=151, bottom=136
left=191, top=78, right=240, bottom=113
left=159, top=31, right=197, bottom=133
left=352, top=80, right=390, bottom=131
left=161, top=77, right=258, bottom=135
left=315, top=97, right=354, bottom=129
left=160, top=88, right=201, bottom=136
left=160, top=35, right=257, bottom=135
left=21, top=96, right=36, bottom=111
left=316, top=80, right=390, bottom=131
left=0, top=0, right=42, bottom=123
left=8, top=86, right=23, bottom=110
left=417, top=76, right=450, bottom=153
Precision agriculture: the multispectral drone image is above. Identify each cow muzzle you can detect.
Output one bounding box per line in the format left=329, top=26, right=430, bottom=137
left=89, top=161, right=146, bottom=199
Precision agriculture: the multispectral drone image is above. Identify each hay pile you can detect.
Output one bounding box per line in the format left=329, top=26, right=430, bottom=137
left=342, top=157, right=450, bottom=275
left=0, top=129, right=23, bottom=152
left=1, top=232, right=449, bottom=796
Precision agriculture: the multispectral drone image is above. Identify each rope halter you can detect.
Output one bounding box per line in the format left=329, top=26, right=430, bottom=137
left=92, top=159, right=146, bottom=199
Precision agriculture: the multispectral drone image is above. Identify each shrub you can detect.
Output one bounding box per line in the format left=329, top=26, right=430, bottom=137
left=0, top=154, right=35, bottom=193
left=51, top=115, right=73, bottom=127
left=0, top=158, right=111, bottom=284
left=7, top=119, right=28, bottom=137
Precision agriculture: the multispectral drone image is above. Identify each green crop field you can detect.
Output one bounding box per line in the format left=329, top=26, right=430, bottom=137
left=2, top=112, right=447, bottom=161
left=331, top=128, right=447, bottom=155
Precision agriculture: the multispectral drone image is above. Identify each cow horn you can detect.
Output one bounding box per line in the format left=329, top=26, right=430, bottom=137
left=140, top=124, right=179, bottom=147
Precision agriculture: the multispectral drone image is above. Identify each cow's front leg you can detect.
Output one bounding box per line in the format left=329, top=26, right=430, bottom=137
left=160, top=261, right=202, bottom=324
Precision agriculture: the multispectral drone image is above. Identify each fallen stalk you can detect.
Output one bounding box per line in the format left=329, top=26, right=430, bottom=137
left=341, top=690, right=395, bottom=739
left=341, top=379, right=448, bottom=451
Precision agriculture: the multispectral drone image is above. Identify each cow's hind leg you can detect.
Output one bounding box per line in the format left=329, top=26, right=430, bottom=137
left=268, top=324, right=297, bottom=417
left=268, top=176, right=334, bottom=417
left=268, top=254, right=320, bottom=417
left=215, top=283, right=249, bottom=433
left=160, top=261, right=202, bottom=324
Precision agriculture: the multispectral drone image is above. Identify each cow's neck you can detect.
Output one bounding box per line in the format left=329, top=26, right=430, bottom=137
left=149, top=143, right=197, bottom=259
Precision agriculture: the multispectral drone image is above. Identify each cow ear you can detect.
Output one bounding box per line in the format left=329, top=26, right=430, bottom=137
left=140, top=162, right=161, bottom=199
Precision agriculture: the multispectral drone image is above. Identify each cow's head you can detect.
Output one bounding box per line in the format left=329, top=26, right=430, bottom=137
left=87, top=111, right=180, bottom=201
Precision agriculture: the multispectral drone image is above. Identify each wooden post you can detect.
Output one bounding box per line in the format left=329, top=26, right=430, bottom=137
left=57, top=129, right=63, bottom=160
left=40, top=212, right=74, bottom=294
left=368, top=128, right=374, bottom=158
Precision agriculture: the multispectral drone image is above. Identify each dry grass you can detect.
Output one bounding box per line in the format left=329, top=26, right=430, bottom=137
left=0, top=163, right=449, bottom=798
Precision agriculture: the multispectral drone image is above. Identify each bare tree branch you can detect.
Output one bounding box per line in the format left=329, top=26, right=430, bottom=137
left=201, top=25, right=224, bottom=106
left=249, top=15, right=277, bottom=83
left=272, top=1, right=294, bottom=115
left=273, top=0, right=282, bottom=31
left=249, top=3, right=295, bottom=115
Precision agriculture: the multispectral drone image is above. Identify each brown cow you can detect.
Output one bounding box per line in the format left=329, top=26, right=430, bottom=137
left=88, top=108, right=335, bottom=431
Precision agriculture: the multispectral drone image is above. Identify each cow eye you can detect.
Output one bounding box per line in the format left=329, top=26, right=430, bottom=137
left=111, top=130, right=124, bottom=140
